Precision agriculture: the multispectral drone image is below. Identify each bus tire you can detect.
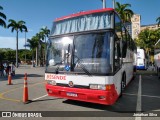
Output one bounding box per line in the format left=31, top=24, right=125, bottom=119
left=120, top=73, right=126, bottom=97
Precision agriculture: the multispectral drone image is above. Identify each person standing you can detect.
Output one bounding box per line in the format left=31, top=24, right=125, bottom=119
left=5, top=63, right=11, bottom=76
left=11, top=63, right=15, bottom=76
left=0, top=63, right=4, bottom=76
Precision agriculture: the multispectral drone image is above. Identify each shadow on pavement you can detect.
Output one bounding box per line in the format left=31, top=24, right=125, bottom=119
left=0, top=74, right=44, bottom=82
left=31, top=98, right=63, bottom=103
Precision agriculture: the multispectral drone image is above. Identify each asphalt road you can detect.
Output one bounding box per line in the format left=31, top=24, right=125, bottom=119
left=0, top=65, right=160, bottom=120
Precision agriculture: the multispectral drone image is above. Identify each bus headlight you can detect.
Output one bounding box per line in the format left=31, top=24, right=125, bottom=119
left=89, top=84, right=106, bottom=90
left=46, top=80, right=56, bottom=86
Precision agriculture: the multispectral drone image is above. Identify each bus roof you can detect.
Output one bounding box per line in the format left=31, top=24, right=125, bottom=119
left=55, top=8, right=114, bottom=22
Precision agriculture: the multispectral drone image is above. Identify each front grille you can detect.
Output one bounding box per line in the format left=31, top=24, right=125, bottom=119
left=56, top=83, right=89, bottom=89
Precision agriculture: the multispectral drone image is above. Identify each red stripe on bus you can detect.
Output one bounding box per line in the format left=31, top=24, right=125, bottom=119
left=55, top=8, right=114, bottom=22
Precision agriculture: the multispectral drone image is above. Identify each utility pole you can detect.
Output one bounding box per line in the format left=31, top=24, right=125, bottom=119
left=112, top=0, right=116, bottom=9
left=102, top=0, right=106, bottom=9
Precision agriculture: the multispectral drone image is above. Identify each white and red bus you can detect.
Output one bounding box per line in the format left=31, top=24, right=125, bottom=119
left=136, top=48, right=149, bottom=70
left=45, top=8, right=136, bottom=105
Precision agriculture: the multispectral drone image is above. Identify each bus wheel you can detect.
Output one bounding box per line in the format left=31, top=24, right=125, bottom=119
left=120, top=73, right=126, bottom=97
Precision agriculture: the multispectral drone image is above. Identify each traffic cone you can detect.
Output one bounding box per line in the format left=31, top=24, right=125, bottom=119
left=24, top=73, right=27, bottom=78
left=23, top=73, right=29, bottom=104
left=7, top=72, right=12, bottom=85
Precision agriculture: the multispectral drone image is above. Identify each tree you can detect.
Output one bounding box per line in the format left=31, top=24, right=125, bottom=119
left=0, top=48, right=16, bottom=62
left=40, top=26, right=50, bottom=43
left=40, top=26, right=50, bottom=64
left=135, top=29, right=157, bottom=56
left=25, top=36, right=39, bottom=66
left=19, top=49, right=32, bottom=62
left=36, top=32, right=46, bottom=66
left=155, top=28, right=160, bottom=40
left=0, top=5, right=6, bottom=28
left=156, top=17, right=160, bottom=27
left=115, top=2, right=134, bottom=23
left=7, top=19, right=28, bottom=67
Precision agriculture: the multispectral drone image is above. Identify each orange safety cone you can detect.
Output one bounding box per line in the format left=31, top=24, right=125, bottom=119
left=23, top=73, right=29, bottom=104
left=7, top=72, right=12, bottom=85
left=24, top=73, right=27, bottom=78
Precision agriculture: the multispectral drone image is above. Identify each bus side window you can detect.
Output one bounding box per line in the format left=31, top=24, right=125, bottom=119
left=115, top=40, right=121, bottom=71
left=122, top=40, right=127, bottom=58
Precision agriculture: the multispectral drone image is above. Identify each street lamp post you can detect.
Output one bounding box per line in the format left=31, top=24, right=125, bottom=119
left=101, top=0, right=116, bottom=9
left=102, top=0, right=106, bottom=9
left=25, top=31, right=26, bottom=63
left=112, top=0, right=116, bottom=9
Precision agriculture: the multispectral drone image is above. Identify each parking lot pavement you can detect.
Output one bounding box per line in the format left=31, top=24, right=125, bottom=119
left=0, top=65, right=45, bottom=103
left=0, top=66, right=160, bottom=119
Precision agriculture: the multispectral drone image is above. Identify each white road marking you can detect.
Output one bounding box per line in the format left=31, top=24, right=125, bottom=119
left=123, top=93, right=137, bottom=96
left=135, top=75, right=142, bottom=120
left=141, top=94, right=160, bottom=99
left=123, top=93, right=160, bottom=99
left=32, top=94, right=48, bottom=101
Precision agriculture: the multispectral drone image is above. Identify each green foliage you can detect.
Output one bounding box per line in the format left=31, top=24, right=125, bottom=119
left=135, top=28, right=160, bottom=55
left=19, top=49, right=31, bottom=60
left=8, top=19, right=28, bottom=32
left=40, top=26, right=50, bottom=39
left=115, top=2, right=134, bottom=23
left=26, top=36, right=39, bottom=50
left=0, top=5, right=7, bottom=28
left=156, top=17, right=160, bottom=26
left=0, top=48, right=32, bottom=62
left=26, top=27, right=50, bottom=66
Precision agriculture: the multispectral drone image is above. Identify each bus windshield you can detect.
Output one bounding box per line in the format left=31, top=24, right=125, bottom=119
left=46, top=32, right=113, bottom=75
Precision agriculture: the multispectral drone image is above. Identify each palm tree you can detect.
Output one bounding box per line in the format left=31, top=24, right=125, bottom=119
left=40, top=26, right=50, bottom=43
left=40, top=26, right=50, bottom=64
left=156, top=17, right=160, bottom=27
left=25, top=37, right=39, bottom=67
left=115, top=2, right=134, bottom=23
left=36, top=32, right=46, bottom=66
left=7, top=19, right=28, bottom=67
left=0, top=5, right=6, bottom=28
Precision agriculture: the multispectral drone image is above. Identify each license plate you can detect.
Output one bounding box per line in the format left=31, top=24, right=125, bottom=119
left=66, top=92, right=78, bottom=97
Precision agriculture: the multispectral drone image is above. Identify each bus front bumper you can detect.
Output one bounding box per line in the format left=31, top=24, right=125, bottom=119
left=46, top=84, right=119, bottom=105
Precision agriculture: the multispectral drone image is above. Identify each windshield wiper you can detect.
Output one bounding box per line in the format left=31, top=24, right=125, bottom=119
left=73, top=55, right=92, bottom=76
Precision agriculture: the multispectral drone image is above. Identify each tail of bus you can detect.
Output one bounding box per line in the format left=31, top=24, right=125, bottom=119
left=136, top=48, right=149, bottom=70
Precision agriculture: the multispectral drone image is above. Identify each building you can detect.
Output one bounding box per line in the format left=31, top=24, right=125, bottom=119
left=141, top=24, right=160, bottom=31
left=131, top=14, right=141, bottom=40
left=130, top=14, right=159, bottom=39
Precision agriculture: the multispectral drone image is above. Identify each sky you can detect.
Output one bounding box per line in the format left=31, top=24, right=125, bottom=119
left=0, top=0, right=160, bottom=49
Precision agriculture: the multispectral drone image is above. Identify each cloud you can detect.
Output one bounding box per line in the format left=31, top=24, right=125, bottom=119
left=0, top=36, right=26, bottom=50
